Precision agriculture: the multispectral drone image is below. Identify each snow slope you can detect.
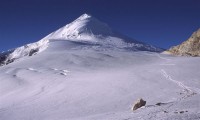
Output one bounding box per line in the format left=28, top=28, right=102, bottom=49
left=0, top=14, right=200, bottom=120
left=0, top=39, right=200, bottom=120
left=0, top=14, right=162, bottom=66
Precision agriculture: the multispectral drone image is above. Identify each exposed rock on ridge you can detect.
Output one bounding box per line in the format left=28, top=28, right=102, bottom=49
left=166, top=29, right=200, bottom=56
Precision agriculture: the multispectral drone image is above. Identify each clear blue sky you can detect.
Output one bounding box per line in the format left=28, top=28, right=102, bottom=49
left=0, top=0, right=200, bottom=51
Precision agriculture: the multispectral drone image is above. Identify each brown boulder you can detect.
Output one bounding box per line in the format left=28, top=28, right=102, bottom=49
left=132, top=98, right=146, bottom=111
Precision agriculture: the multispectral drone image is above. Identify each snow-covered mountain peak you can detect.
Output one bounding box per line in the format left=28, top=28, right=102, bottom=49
left=43, top=13, right=113, bottom=40
left=0, top=14, right=163, bottom=66
left=76, top=13, right=92, bottom=20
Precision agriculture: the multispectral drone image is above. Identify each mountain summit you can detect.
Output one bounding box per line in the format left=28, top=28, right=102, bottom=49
left=44, top=13, right=113, bottom=40
left=166, top=28, right=200, bottom=56
left=0, top=14, right=162, bottom=66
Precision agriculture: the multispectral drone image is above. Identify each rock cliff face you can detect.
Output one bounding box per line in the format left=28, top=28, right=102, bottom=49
left=167, top=29, right=200, bottom=56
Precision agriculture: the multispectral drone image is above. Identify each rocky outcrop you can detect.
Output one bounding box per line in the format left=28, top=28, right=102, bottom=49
left=132, top=98, right=146, bottom=111
left=166, top=28, right=200, bottom=56
left=0, top=50, right=14, bottom=66
left=0, top=47, right=40, bottom=66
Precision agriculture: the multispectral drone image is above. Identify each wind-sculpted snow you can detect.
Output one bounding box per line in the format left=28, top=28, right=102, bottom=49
left=0, top=40, right=200, bottom=120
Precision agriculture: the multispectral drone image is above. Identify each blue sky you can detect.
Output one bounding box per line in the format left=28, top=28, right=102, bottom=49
left=0, top=0, right=200, bottom=51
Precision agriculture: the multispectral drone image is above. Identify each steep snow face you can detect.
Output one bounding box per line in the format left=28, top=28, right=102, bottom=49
left=0, top=13, right=162, bottom=66
left=44, top=14, right=114, bottom=40
left=42, top=13, right=161, bottom=51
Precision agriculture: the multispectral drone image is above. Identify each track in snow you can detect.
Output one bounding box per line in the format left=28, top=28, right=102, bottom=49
left=161, top=69, right=197, bottom=99
left=156, top=54, right=171, bottom=61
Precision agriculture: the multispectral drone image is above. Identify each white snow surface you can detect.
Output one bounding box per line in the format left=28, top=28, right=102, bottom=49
left=0, top=39, right=200, bottom=120
left=0, top=14, right=200, bottom=120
